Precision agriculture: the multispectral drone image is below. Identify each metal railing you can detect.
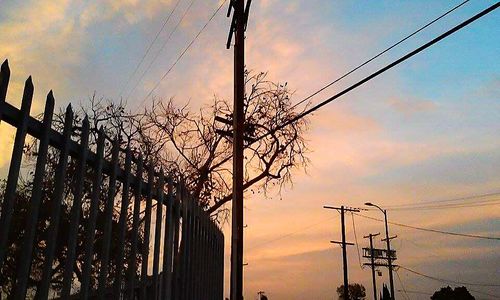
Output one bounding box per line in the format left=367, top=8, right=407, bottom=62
left=0, top=60, right=224, bottom=300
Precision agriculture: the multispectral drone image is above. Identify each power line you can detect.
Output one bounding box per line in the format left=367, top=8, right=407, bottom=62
left=203, top=3, right=498, bottom=183
left=118, top=0, right=183, bottom=99
left=350, top=212, right=364, bottom=270
left=382, top=198, right=500, bottom=211
left=354, top=213, right=500, bottom=241
left=397, top=289, right=432, bottom=296
left=249, top=2, right=499, bottom=148
left=246, top=216, right=337, bottom=251
left=395, top=270, right=411, bottom=300
left=126, top=0, right=198, bottom=104
left=135, top=0, right=228, bottom=110
left=399, top=265, right=500, bottom=288
left=289, top=0, right=470, bottom=111
left=383, top=191, right=500, bottom=208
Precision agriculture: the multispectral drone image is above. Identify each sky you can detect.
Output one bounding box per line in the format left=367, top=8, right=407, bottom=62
left=0, top=0, right=499, bottom=299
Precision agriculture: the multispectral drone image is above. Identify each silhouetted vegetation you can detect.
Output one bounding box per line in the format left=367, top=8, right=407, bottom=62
left=431, top=286, right=475, bottom=300
left=336, top=283, right=366, bottom=300
left=1, top=71, right=309, bottom=294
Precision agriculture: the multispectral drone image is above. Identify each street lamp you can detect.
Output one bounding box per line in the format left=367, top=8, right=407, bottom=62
left=365, top=202, right=395, bottom=300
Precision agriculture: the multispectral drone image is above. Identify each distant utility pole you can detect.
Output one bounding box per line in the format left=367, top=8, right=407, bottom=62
left=365, top=202, right=396, bottom=300
left=324, top=205, right=360, bottom=300
left=226, top=1, right=252, bottom=300
left=363, top=232, right=380, bottom=300
left=257, top=291, right=266, bottom=300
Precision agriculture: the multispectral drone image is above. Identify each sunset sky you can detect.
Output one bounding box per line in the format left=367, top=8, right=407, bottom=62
left=0, top=0, right=499, bottom=299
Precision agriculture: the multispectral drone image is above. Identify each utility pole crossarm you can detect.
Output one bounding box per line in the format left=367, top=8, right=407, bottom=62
left=381, top=235, right=397, bottom=242
left=331, top=240, right=355, bottom=246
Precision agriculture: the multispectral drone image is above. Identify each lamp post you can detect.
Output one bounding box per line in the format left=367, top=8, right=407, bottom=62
left=365, top=202, right=395, bottom=300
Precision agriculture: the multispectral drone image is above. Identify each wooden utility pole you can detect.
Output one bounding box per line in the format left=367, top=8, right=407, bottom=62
left=382, top=232, right=397, bottom=300
left=324, top=205, right=359, bottom=300
left=227, top=1, right=252, bottom=299
left=364, top=232, right=380, bottom=300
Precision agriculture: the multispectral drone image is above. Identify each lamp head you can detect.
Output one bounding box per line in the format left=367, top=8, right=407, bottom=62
left=365, top=202, right=374, bottom=206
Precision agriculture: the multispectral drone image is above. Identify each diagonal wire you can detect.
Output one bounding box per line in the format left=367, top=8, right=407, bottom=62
left=246, top=215, right=337, bottom=251
left=289, top=0, right=470, bottom=110
left=354, top=213, right=500, bottom=241
left=203, top=2, right=499, bottom=178
left=399, top=265, right=500, bottom=287
left=118, top=0, right=183, bottom=99
left=350, top=212, right=364, bottom=270
left=134, top=0, right=228, bottom=109
left=395, top=269, right=411, bottom=300
left=125, top=0, right=198, bottom=104
left=383, top=191, right=500, bottom=208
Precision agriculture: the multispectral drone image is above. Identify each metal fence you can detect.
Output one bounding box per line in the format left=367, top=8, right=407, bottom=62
left=0, top=60, right=224, bottom=300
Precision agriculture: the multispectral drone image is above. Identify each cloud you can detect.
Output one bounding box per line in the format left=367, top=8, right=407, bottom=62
left=79, top=0, right=175, bottom=28
left=387, top=96, right=436, bottom=116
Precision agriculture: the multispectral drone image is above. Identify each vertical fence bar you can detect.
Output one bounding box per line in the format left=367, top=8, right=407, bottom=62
left=211, top=228, right=217, bottom=300
left=203, top=216, right=210, bottom=299
left=13, top=92, right=54, bottom=297
left=211, top=226, right=217, bottom=300
left=36, top=104, right=74, bottom=300
left=179, top=184, right=189, bottom=300
left=0, top=76, right=33, bottom=270
left=193, top=205, right=201, bottom=299
left=80, top=128, right=106, bottom=300
left=0, top=60, right=10, bottom=125
left=171, top=181, right=182, bottom=300
left=61, top=116, right=90, bottom=298
left=152, top=170, right=164, bottom=299
left=218, top=229, right=225, bottom=300
left=162, top=177, right=175, bottom=299
left=97, top=139, right=119, bottom=300
left=214, top=228, right=220, bottom=300
left=204, top=213, right=209, bottom=299
left=199, top=213, right=205, bottom=299
left=127, top=154, right=143, bottom=299
left=185, top=195, right=194, bottom=300
left=140, top=163, right=154, bottom=300
left=113, top=146, right=132, bottom=298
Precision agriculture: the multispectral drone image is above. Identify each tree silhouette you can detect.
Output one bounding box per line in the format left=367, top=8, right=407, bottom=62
left=0, top=98, right=145, bottom=296
left=336, top=283, right=367, bottom=300
left=131, top=70, right=309, bottom=221
left=380, top=284, right=391, bottom=300
left=431, top=286, right=475, bottom=300
left=1, top=71, right=309, bottom=294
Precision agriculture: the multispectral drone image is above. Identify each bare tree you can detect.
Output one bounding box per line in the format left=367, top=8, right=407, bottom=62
left=133, top=71, right=310, bottom=220
left=1, top=70, right=309, bottom=294
left=0, top=95, right=144, bottom=295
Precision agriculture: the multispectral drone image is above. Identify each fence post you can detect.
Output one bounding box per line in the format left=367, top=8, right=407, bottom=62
left=61, top=116, right=90, bottom=298
left=114, top=146, right=133, bottom=298
left=36, top=104, right=74, bottom=300
left=80, top=128, right=106, bottom=300
left=97, top=138, right=120, bottom=300
left=200, top=212, right=208, bottom=299
left=0, top=60, right=10, bottom=126
left=171, top=181, right=182, bottom=300
left=162, top=176, right=175, bottom=299
left=13, top=92, right=54, bottom=298
left=127, top=153, right=143, bottom=299
left=140, top=162, right=154, bottom=300
left=190, top=203, right=198, bottom=300
left=153, top=170, right=164, bottom=299
left=0, top=76, right=33, bottom=271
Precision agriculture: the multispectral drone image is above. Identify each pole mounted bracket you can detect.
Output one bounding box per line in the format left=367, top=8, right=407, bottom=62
left=226, top=0, right=252, bottom=49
